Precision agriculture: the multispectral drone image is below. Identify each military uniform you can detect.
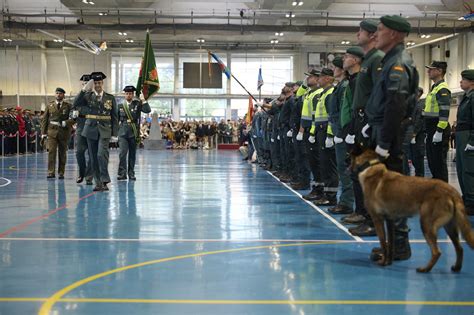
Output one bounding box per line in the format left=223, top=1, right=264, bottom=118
left=73, top=74, right=93, bottom=184
left=117, top=85, right=151, bottom=180
left=423, top=61, right=451, bottom=182
left=366, top=15, right=419, bottom=260
left=40, top=88, right=73, bottom=178
left=456, top=69, right=474, bottom=214
left=74, top=72, right=118, bottom=191
left=409, top=93, right=426, bottom=177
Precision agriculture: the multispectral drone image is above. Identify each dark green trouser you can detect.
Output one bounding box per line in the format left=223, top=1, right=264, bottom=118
left=87, top=136, right=111, bottom=186
left=425, top=119, right=450, bottom=182
left=118, top=136, right=137, bottom=177
left=335, top=141, right=354, bottom=208
left=76, top=133, right=93, bottom=180
left=456, top=130, right=474, bottom=207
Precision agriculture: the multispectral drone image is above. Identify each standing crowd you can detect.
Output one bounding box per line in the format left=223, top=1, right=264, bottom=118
left=246, top=15, right=474, bottom=264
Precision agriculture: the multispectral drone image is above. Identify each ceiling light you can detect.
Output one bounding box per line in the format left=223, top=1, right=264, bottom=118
left=341, top=40, right=350, bottom=45
left=270, top=39, right=279, bottom=44
left=53, top=39, right=63, bottom=43
left=197, top=38, right=205, bottom=43
left=88, top=1, right=94, bottom=4
left=3, top=38, right=12, bottom=42
left=118, top=32, right=127, bottom=36
left=458, top=17, right=465, bottom=20
left=285, top=12, right=295, bottom=18
left=420, top=34, right=431, bottom=39
left=125, top=39, right=134, bottom=43
left=275, top=32, right=283, bottom=36
left=98, top=12, right=107, bottom=16
left=292, top=1, right=303, bottom=6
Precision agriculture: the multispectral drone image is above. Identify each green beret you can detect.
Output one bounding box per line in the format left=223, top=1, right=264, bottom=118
left=380, top=15, right=411, bottom=34
left=55, top=87, right=65, bottom=94
left=461, top=69, right=474, bottom=81
left=346, top=46, right=364, bottom=59
left=360, top=19, right=378, bottom=33
left=332, top=56, right=343, bottom=68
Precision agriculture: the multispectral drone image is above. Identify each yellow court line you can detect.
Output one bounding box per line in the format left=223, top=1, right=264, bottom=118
left=3, top=297, right=474, bottom=306
left=38, top=242, right=330, bottom=315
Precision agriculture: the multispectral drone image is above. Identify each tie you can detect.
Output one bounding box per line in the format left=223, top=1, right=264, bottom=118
left=57, top=102, right=61, bottom=110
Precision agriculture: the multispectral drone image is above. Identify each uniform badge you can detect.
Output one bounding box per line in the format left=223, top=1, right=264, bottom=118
left=104, top=100, right=113, bottom=110
left=361, top=67, right=368, bottom=73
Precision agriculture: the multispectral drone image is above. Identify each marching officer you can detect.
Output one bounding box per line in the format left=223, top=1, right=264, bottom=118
left=117, top=85, right=151, bottom=181
left=456, top=69, right=474, bottom=215
left=74, top=72, right=118, bottom=192
left=72, top=74, right=93, bottom=185
left=424, top=61, right=451, bottom=182
left=366, top=15, right=419, bottom=261
left=41, top=87, right=73, bottom=179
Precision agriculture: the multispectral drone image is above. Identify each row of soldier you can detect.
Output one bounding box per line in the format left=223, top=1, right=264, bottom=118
left=40, top=72, right=150, bottom=191
left=249, top=15, right=474, bottom=264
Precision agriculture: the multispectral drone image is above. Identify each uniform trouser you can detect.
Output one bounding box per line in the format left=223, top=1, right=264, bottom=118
left=48, top=135, right=67, bottom=176
left=425, top=119, right=450, bottom=182
left=335, top=141, right=354, bottom=208
left=279, top=127, right=290, bottom=173
left=371, top=125, right=409, bottom=240
left=456, top=130, right=474, bottom=208
left=409, top=132, right=425, bottom=177
left=305, top=128, right=321, bottom=184
left=118, top=136, right=137, bottom=177
left=87, top=136, right=111, bottom=186
left=270, top=135, right=281, bottom=170
left=314, top=123, right=338, bottom=198
left=294, top=131, right=311, bottom=185
left=76, top=133, right=92, bottom=180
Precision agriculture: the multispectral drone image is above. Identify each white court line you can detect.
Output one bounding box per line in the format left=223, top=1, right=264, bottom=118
left=0, top=177, right=12, bottom=187
left=0, top=237, right=459, bottom=243
left=266, top=171, right=364, bottom=242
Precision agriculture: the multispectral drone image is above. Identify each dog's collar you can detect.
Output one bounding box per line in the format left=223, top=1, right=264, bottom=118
left=356, top=159, right=382, bottom=174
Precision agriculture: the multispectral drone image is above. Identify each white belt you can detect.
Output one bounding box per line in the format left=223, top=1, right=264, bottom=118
left=50, top=121, right=61, bottom=126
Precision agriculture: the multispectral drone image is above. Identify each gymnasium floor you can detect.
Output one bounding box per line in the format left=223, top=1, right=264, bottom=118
left=0, top=149, right=473, bottom=315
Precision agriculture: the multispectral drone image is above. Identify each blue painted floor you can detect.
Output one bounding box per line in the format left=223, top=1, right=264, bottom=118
left=0, top=149, right=473, bottom=315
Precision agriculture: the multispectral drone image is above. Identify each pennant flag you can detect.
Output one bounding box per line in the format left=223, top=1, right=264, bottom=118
left=257, top=67, right=264, bottom=91
left=208, top=51, right=231, bottom=79
left=136, top=31, right=160, bottom=100
left=246, top=96, right=254, bottom=125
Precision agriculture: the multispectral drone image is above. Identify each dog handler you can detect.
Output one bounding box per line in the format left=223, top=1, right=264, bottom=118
left=365, top=15, right=419, bottom=261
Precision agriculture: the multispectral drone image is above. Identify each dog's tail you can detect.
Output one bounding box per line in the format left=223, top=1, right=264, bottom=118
left=454, top=198, right=474, bottom=248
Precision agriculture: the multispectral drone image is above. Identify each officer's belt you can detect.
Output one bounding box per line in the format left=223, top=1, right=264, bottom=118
left=49, top=121, right=62, bottom=126
left=456, top=124, right=472, bottom=132
left=78, top=114, right=86, bottom=118
left=86, top=114, right=111, bottom=121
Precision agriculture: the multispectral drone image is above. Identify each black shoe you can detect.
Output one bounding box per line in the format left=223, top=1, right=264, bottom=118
left=76, top=177, right=84, bottom=184
left=47, top=174, right=55, bottom=179
left=103, top=184, right=109, bottom=191
left=341, top=213, right=366, bottom=225
left=117, top=175, right=127, bottom=181
left=349, top=222, right=377, bottom=237
left=58, top=175, right=64, bottom=180
left=129, top=175, right=136, bottom=181
left=370, top=242, right=411, bottom=262
left=291, top=182, right=310, bottom=190
left=93, top=185, right=103, bottom=192
left=86, top=180, right=93, bottom=185
left=103, top=180, right=110, bottom=185
left=303, top=187, right=324, bottom=201
left=328, top=204, right=353, bottom=215
left=313, top=197, right=337, bottom=206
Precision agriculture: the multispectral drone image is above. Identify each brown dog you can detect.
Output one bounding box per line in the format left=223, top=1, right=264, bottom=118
left=352, top=148, right=474, bottom=272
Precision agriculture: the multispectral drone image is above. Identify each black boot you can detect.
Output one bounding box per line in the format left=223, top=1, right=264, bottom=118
left=303, top=185, right=324, bottom=201
left=370, top=234, right=411, bottom=261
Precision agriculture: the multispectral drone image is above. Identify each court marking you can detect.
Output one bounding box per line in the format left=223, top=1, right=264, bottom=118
left=0, top=177, right=12, bottom=187
left=1, top=297, right=473, bottom=306
left=266, top=171, right=363, bottom=242
left=0, top=191, right=97, bottom=238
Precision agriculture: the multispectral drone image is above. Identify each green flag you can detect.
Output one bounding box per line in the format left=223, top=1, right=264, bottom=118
left=136, top=31, right=160, bottom=100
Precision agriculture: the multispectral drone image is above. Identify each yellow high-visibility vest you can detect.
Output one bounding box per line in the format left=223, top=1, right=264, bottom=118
left=424, top=81, right=450, bottom=129
left=310, top=87, right=334, bottom=134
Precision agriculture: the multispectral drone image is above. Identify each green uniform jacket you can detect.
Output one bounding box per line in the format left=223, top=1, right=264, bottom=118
left=456, top=89, right=474, bottom=145
left=40, top=100, right=74, bottom=140
left=118, top=99, right=152, bottom=138
left=74, top=90, right=119, bottom=140
left=328, top=79, right=348, bottom=138
left=352, top=48, right=384, bottom=112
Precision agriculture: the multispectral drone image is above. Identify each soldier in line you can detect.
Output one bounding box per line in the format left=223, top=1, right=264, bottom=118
left=74, top=72, right=118, bottom=192
left=40, top=87, right=73, bottom=179
left=117, top=85, right=151, bottom=181
left=72, top=74, right=94, bottom=185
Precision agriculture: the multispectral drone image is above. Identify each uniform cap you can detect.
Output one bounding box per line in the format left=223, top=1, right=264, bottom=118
left=461, top=69, right=474, bottom=81
left=90, top=71, right=107, bottom=81
left=320, top=68, right=334, bottom=77
left=360, top=19, right=378, bottom=33
left=380, top=15, right=411, bottom=34
left=425, top=61, right=447, bottom=71
left=80, top=74, right=91, bottom=81
left=55, top=87, right=66, bottom=94
left=332, top=56, right=344, bottom=69
left=346, top=46, right=365, bottom=59
left=123, top=85, right=137, bottom=92
left=304, top=69, right=320, bottom=76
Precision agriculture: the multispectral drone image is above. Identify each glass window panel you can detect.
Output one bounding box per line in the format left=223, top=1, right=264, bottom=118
left=179, top=98, right=226, bottom=121
left=231, top=99, right=251, bottom=118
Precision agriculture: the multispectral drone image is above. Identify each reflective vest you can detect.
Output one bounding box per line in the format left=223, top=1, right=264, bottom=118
left=301, top=87, right=323, bottom=124
left=310, top=87, right=334, bottom=134
left=424, top=81, right=450, bottom=129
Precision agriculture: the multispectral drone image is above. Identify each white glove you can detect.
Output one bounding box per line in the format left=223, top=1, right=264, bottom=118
left=432, top=131, right=443, bottom=143
left=325, top=137, right=334, bottom=148
left=296, top=132, right=303, bottom=141
left=256, top=102, right=263, bottom=107
left=72, top=110, right=79, bottom=119
left=271, top=138, right=275, bottom=143
left=345, top=134, right=355, bottom=144
left=61, top=121, right=67, bottom=127
left=41, top=134, right=47, bottom=139
left=252, top=135, right=257, bottom=138
left=334, top=136, right=343, bottom=144
left=465, top=144, right=474, bottom=151
left=110, top=136, right=118, bottom=143
left=139, top=93, right=146, bottom=102
left=82, top=79, right=94, bottom=92
left=361, top=124, right=371, bottom=138
left=375, top=145, right=389, bottom=158
left=308, top=135, right=316, bottom=143
left=302, top=77, right=308, bottom=88
left=410, top=137, right=416, bottom=144
left=277, top=135, right=280, bottom=140
left=287, top=130, right=293, bottom=137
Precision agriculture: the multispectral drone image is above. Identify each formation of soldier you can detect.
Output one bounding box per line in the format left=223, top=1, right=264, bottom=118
left=0, top=107, right=42, bottom=155
left=248, top=14, right=474, bottom=264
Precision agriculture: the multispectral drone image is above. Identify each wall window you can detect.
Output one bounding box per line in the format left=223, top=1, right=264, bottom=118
left=179, top=98, right=226, bottom=121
